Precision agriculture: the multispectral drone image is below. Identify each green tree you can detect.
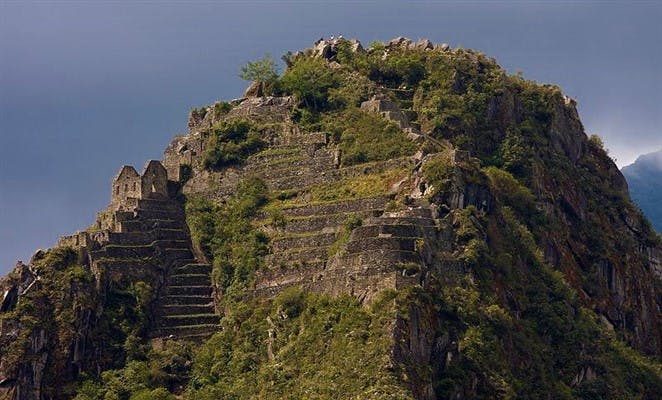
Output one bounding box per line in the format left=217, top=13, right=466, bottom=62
left=280, top=57, right=340, bottom=111
left=239, top=54, right=279, bottom=83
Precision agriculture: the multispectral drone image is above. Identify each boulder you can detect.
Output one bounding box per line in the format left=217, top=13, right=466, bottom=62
left=244, top=81, right=264, bottom=98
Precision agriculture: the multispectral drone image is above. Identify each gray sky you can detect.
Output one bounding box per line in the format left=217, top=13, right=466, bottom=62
left=1, top=1, right=661, bottom=274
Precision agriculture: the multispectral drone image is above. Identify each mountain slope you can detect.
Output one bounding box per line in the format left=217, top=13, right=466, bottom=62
left=622, top=149, right=662, bottom=232
left=1, top=37, right=660, bottom=400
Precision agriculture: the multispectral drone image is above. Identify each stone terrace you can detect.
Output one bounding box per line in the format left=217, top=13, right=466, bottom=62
left=61, top=189, right=220, bottom=341
left=161, top=94, right=445, bottom=303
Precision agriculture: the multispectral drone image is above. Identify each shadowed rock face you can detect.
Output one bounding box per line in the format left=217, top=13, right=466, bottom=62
left=1, top=37, right=661, bottom=400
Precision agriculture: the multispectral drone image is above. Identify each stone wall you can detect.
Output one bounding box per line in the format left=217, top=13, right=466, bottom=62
left=110, top=166, right=141, bottom=210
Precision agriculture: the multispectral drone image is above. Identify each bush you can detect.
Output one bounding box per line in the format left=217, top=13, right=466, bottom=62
left=484, top=166, right=537, bottom=219
left=421, top=151, right=455, bottom=197
left=203, top=120, right=265, bottom=170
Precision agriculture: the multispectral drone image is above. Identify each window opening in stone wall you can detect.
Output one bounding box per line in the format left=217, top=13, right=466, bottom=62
left=133, top=182, right=136, bottom=191
left=151, top=183, right=157, bottom=193
left=124, top=184, right=128, bottom=191
left=115, top=186, right=119, bottom=195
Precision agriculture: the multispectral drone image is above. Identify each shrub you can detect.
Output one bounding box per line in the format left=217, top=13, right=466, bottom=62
left=203, top=120, right=265, bottom=170
left=484, top=166, right=537, bottom=219
left=421, top=151, right=455, bottom=197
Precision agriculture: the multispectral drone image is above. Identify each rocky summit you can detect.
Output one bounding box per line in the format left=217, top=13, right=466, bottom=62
left=1, top=37, right=661, bottom=400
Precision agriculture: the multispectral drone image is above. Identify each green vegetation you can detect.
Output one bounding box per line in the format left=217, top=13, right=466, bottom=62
left=203, top=119, right=265, bottom=170
left=274, top=167, right=408, bottom=207
left=239, top=54, right=279, bottom=84
left=328, top=215, right=363, bottom=257
left=421, top=150, right=454, bottom=197
left=280, top=56, right=340, bottom=112
left=0, top=247, right=162, bottom=399
left=186, top=289, right=413, bottom=399
left=421, top=192, right=662, bottom=399
left=323, top=108, right=417, bottom=166
left=74, top=341, right=192, bottom=400
left=185, top=176, right=269, bottom=302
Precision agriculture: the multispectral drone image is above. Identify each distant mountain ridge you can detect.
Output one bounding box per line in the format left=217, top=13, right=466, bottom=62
left=622, top=148, right=662, bottom=232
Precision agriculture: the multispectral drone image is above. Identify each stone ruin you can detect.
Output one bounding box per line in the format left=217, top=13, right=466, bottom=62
left=111, top=160, right=169, bottom=210
left=58, top=160, right=171, bottom=249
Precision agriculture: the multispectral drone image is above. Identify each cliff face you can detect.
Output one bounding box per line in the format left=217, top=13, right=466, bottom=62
left=1, top=37, right=660, bottom=399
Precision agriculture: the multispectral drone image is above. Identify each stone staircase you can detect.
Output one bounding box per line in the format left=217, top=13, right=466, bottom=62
left=151, top=261, right=219, bottom=340
left=87, top=197, right=220, bottom=340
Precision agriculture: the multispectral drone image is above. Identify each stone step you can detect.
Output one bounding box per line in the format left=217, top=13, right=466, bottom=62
left=270, top=232, right=337, bottom=253
left=245, top=154, right=306, bottom=171
left=106, top=228, right=189, bottom=245
left=91, top=246, right=152, bottom=259
left=245, top=147, right=334, bottom=171
left=280, top=195, right=392, bottom=218
left=280, top=131, right=327, bottom=146
left=329, top=250, right=422, bottom=270
left=158, top=314, right=220, bottom=328
left=136, top=198, right=183, bottom=212
left=162, top=248, right=195, bottom=260
left=160, top=304, right=216, bottom=315
left=162, top=295, right=214, bottom=305
left=92, top=240, right=190, bottom=259
left=268, top=170, right=335, bottom=192
left=350, top=224, right=436, bottom=239
left=167, top=285, right=213, bottom=296
left=121, top=197, right=181, bottom=211
left=169, top=274, right=212, bottom=286
left=247, top=147, right=304, bottom=165
left=275, top=210, right=383, bottom=234
left=151, top=323, right=219, bottom=339
left=265, top=246, right=329, bottom=267
left=120, top=218, right=184, bottom=232
left=382, top=207, right=434, bottom=219
left=263, top=132, right=326, bottom=149
left=135, top=208, right=184, bottom=220
left=94, top=258, right=154, bottom=270
left=250, top=157, right=337, bottom=181
left=345, top=237, right=418, bottom=254
left=173, top=263, right=212, bottom=275
left=364, top=216, right=436, bottom=227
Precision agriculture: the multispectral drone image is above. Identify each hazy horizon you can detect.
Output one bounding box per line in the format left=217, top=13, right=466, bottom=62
left=1, top=1, right=661, bottom=274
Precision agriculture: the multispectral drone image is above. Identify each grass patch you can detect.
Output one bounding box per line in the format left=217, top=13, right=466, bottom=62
left=272, top=168, right=408, bottom=209
left=328, top=215, right=363, bottom=257
left=186, top=289, right=414, bottom=399
left=323, top=108, right=417, bottom=166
